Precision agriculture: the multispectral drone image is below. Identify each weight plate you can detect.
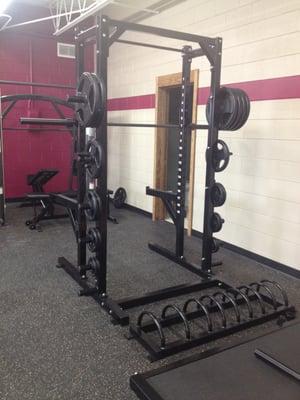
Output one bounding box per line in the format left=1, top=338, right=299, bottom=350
left=210, top=182, right=227, bottom=207
left=88, top=256, right=100, bottom=272
left=234, top=89, right=250, bottom=130
left=75, top=72, right=106, bottom=128
left=210, top=212, right=224, bottom=233
left=206, top=87, right=250, bottom=131
left=85, top=190, right=102, bottom=221
left=211, top=139, right=231, bottom=172
left=113, top=187, right=127, bottom=209
left=212, top=238, right=220, bottom=253
left=206, top=87, right=237, bottom=130
left=228, top=88, right=243, bottom=131
left=86, top=139, right=103, bottom=179
left=87, top=227, right=102, bottom=252
left=222, top=88, right=238, bottom=130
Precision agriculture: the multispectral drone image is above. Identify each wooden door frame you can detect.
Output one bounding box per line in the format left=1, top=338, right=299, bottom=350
left=152, top=69, right=199, bottom=236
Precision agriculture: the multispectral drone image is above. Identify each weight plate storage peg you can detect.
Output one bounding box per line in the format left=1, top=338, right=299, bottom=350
left=86, top=139, right=103, bottom=179
left=69, top=72, right=105, bottom=128
left=87, top=227, right=102, bottom=252
left=210, top=182, right=227, bottom=207
left=84, top=190, right=102, bottom=221
left=211, top=139, right=232, bottom=172
left=211, top=212, right=224, bottom=233
left=113, top=187, right=127, bottom=208
left=206, top=86, right=250, bottom=131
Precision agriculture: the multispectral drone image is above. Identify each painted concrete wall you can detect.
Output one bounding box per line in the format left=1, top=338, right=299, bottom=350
left=107, top=0, right=300, bottom=270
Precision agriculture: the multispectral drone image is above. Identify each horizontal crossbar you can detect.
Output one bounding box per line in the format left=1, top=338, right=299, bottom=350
left=20, top=117, right=76, bottom=127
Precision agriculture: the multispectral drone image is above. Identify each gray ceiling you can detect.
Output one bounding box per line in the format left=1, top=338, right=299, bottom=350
left=9, top=0, right=186, bottom=32
left=14, top=0, right=186, bottom=20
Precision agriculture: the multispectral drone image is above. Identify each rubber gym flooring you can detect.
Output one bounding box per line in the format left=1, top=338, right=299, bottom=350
left=0, top=204, right=299, bottom=400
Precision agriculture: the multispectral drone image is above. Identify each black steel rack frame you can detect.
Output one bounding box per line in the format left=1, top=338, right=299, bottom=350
left=50, top=15, right=226, bottom=327
left=50, top=15, right=296, bottom=346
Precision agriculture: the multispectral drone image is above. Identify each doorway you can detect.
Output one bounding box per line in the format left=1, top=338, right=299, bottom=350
left=153, top=70, right=199, bottom=235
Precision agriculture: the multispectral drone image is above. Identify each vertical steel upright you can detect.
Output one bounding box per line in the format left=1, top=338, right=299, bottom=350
left=201, top=38, right=222, bottom=272
left=95, top=15, right=109, bottom=294
left=75, top=29, right=87, bottom=276
left=175, top=46, right=192, bottom=257
left=0, top=92, right=5, bottom=225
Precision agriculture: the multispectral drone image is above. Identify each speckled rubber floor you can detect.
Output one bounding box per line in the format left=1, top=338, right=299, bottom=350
left=0, top=204, right=299, bottom=400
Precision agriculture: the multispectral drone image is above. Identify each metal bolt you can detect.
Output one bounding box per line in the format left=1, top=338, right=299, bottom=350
left=101, top=302, right=104, bottom=306
left=109, top=310, right=112, bottom=315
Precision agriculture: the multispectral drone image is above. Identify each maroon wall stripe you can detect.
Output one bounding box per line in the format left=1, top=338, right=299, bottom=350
left=108, top=94, right=155, bottom=111
left=107, top=75, right=300, bottom=111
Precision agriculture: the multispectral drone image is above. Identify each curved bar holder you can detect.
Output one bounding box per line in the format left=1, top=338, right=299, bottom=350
left=261, top=280, right=289, bottom=307
left=130, top=280, right=294, bottom=360
left=249, top=282, right=277, bottom=310
left=200, top=294, right=227, bottom=328
left=213, top=291, right=241, bottom=323
left=238, top=285, right=266, bottom=315
left=137, top=311, right=166, bottom=348
left=161, top=304, right=191, bottom=340
left=226, top=288, right=254, bottom=319
left=183, top=298, right=213, bottom=332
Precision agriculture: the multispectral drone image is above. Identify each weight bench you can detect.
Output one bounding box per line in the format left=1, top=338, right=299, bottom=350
left=25, top=169, right=124, bottom=230
left=130, top=321, right=300, bottom=400
left=25, top=169, right=69, bottom=230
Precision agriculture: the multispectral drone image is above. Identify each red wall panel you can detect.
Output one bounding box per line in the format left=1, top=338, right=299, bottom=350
left=0, top=32, right=76, bottom=198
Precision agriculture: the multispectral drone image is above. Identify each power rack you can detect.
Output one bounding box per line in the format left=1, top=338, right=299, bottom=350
left=20, top=15, right=295, bottom=357
left=56, top=15, right=226, bottom=327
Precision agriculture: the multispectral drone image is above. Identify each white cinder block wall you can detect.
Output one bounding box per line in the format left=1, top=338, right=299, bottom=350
left=107, top=0, right=300, bottom=270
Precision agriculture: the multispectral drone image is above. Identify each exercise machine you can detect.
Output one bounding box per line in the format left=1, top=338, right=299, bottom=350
left=22, top=16, right=295, bottom=358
